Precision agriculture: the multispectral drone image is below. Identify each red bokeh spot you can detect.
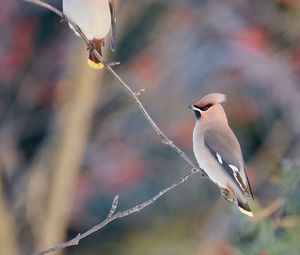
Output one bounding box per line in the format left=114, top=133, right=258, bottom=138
left=131, top=55, right=160, bottom=85
left=236, top=27, right=270, bottom=52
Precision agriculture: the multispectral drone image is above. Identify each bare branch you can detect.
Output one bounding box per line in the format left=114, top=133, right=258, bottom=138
left=23, top=0, right=63, bottom=17
left=103, top=65, right=205, bottom=176
left=32, top=167, right=199, bottom=255
left=108, top=195, right=119, bottom=218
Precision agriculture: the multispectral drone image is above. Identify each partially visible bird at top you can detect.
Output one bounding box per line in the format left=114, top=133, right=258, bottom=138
left=63, top=0, right=117, bottom=69
left=189, top=93, right=254, bottom=217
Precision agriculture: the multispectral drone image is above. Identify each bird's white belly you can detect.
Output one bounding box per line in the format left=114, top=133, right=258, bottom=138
left=63, top=0, right=111, bottom=40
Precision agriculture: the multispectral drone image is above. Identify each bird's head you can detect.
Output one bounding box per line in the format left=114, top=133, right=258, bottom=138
left=189, top=93, right=227, bottom=123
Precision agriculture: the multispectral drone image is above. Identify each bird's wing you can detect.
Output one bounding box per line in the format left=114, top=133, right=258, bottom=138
left=204, top=128, right=253, bottom=198
left=109, top=0, right=117, bottom=52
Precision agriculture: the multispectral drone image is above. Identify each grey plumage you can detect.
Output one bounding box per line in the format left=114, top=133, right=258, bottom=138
left=190, top=93, right=254, bottom=217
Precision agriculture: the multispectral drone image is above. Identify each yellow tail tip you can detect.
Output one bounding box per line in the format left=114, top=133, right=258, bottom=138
left=88, top=59, right=104, bottom=70
left=239, top=207, right=254, bottom=217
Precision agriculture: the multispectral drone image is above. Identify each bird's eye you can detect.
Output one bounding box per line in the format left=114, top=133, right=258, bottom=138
left=200, top=104, right=212, bottom=111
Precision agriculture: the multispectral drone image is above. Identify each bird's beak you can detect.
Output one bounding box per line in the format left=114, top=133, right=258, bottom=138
left=188, top=105, right=196, bottom=110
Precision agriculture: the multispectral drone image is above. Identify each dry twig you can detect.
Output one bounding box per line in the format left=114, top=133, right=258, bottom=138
left=32, top=168, right=199, bottom=255
left=22, top=1, right=207, bottom=254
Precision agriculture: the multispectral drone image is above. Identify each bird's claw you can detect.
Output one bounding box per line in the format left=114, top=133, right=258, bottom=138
left=87, top=43, right=95, bottom=53
left=220, top=188, right=235, bottom=203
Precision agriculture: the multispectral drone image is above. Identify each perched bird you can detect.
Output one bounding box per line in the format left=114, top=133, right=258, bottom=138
left=63, top=0, right=117, bottom=69
left=189, top=93, right=254, bottom=217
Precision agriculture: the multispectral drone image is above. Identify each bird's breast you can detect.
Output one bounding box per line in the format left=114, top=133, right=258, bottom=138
left=193, top=126, right=230, bottom=189
left=63, top=0, right=111, bottom=40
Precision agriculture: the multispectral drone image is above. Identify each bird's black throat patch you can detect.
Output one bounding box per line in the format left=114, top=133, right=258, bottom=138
left=194, top=110, right=201, bottom=119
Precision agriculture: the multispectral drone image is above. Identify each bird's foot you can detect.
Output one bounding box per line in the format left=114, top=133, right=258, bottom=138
left=220, top=188, right=235, bottom=203
left=87, top=43, right=95, bottom=53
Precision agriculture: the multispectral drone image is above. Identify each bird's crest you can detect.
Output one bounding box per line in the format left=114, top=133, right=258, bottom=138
left=195, top=93, right=226, bottom=108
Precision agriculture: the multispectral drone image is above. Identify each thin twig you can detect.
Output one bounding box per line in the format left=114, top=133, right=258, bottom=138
left=22, top=1, right=208, bottom=254
left=108, top=195, right=119, bottom=218
left=32, top=168, right=199, bottom=255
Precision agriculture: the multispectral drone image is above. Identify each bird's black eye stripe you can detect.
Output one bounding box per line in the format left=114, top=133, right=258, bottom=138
left=192, top=105, right=201, bottom=110
left=200, top=104, right=213, bottom=111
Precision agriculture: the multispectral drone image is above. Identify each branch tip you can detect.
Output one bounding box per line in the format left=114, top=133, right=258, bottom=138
left=108, top=195, right=119, bottom=218
left=113, top=195, right=119, bottom=206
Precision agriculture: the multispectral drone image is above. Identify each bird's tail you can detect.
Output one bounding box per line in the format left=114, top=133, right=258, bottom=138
left=237, top=197, right=253, bottom=217
left=88, top=39, right=104, bottom=70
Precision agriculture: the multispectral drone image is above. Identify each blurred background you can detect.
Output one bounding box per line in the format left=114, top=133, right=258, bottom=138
left=1, top=0, right=300, bottom=254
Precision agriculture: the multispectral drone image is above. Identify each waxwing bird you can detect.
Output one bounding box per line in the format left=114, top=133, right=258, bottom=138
left=189, top=93, right=254, bottom=217
left=63, top=0, right=117, bottom=69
